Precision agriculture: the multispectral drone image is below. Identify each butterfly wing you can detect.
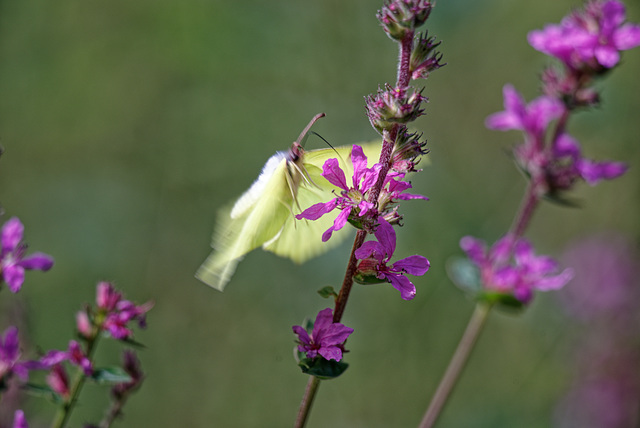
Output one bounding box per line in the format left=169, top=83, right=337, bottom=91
left=262, top=141, right=383, bottom=262
left=196, top=153, right=294, bottom=290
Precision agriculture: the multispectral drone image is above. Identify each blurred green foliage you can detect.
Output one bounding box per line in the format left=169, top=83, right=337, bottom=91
left=0, top=0, right=638, bottom=426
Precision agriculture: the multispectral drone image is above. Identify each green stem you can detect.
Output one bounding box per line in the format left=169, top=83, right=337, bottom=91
left=418, top=303, right=492, bottom=428
left=51, top=335, right=100, bottom=428
left=294, top=376, right=321, bottom=428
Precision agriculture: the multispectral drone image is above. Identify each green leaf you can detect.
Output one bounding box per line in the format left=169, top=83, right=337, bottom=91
left=298, top=357, right=349, bottom=380
left=447, top=257, right=481, bottom=294
left=478, top=291, right=525, bottom=312
left=90, top=367, right=133, bottom=385
left=23, top=383, right=61, bottom=402
left=317, top=286, right=338, bottom=299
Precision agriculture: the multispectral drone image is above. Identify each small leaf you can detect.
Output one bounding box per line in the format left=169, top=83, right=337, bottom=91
left=298, top=357, right=349, bottom=380
left=23, top=383, right=61, bottom=402
left=90, top=367, right=133, bottom=385
left=478, top=291, right=525, bottom=312
left=447, top=257, right=481, bottom=294
left=317, top=286, right=338, bottom=299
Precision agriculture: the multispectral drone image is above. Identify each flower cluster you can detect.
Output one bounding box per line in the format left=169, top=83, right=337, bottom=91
left=354, top=218, right=429, bottom=300
left=0, top=217, right=53, bottom=293
left=486, top=85, right=627, bottom=196
left=296, top=145, right=427, bottom=241
left=460, top=235, right=574, bottom=304
left=528, top=0, right=640, bottom=72
left=292, top=308, right=354, bottom=362
left=80, top=281, right=153, bottom=340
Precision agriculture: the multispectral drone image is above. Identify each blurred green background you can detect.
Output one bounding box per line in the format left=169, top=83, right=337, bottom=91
left=1, top=0, right=639, bottom=426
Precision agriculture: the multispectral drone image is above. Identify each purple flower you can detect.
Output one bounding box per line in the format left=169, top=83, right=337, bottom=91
left=12, top=410, right=28, bottom=428
left=112, top=350, right=144, bottom=399
left=485, top=85, right=564, bottom=143
left=296, top=145, right=381, bottom=241
left=354, top=218, right=429, bottom=300
left=297, top=145, right=427, bottom=241
left=461, top=235, right=574, bottom=303
left=528, top=0, right=640, bottom=70
left=292, top=308, right=354, bottom=361
left=46, top=363, right=70, bottom=398
left=0, top=326, right=29, bottom=381
left=0, top=217, right=54, bottom=293
left=93, top=282, right=153, bottom=340
left=36, top=340, right=93, bottom=376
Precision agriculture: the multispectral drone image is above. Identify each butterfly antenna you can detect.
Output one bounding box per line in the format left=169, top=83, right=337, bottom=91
left=296, top=113, right=326, bottom=146
left=309, top=131, right=337, bottom=152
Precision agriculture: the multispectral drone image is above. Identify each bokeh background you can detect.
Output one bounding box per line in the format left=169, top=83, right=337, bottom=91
left=1, top=0, right=639, bottom=426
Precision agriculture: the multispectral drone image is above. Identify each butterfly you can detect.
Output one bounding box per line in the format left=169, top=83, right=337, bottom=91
left=196, top=113, right=382, bottom=291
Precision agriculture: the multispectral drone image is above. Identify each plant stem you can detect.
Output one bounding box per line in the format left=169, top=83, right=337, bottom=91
left=51, top=336, right=99, bottom=428
left=418, top=303, right=492, bottom=428
left=294, top=376, right=321, bottom=428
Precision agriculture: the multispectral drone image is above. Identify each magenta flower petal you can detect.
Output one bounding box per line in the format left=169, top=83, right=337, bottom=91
left=613, top=23, right=640, bottom=49
left=384, top=273, right=417, bottom=301
left=577, top=159, right=628, bottom=185
left=460, top=236, right=487, bottom=266
left=393, top=255, right=430, bottom=276
left=296, top=200, right=338, bottom=221
left=535, top=268, right=575, bottom=291
left=1, top=217, right=24, bottom=253
left=374, top=218, right=396, bottom=258
left=19, top=253, right=54, bottom=271
left=12, top=410, right=28, bottom=428
left=321, top=158, right=348, bottom=190
left=293, top=308, right=354, bottom=362
left=321, top=207, right=350, bottom=242
left=3, top=265, right=25, bottom=293
left=0, top=326, right=20, bottom=363
left=350, top=145, right=369, bottom=188
left=355, top=240, right=385, bottom=262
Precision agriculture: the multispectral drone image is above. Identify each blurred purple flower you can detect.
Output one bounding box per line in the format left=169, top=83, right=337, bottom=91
left=528, top=0, right=640, bottom=70
left=461, top=235, right=574, bottom=303
left=355, top=218, right=429, bottom=300
left=485, top=84, right=564, bottom=143
left=0, top=217, right=54, bottom=293
left=112, top=350, right=144, bottom=399
left=46, top=363, right=70, bottom=399
left=0, top=326, right=29, bottom=381
left=94, top=282, right=153, bottom=340
left=292, top=308, right=354, bottom=362
left=36, top=340, right=92, bottom=376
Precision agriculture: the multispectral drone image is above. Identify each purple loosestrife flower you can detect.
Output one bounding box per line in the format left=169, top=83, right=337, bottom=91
left=460, top=235, right=574, bottom=304
left=296, top=145, right=427, bottom=241
left=528, top=0, right=640, bottom=71
left=354, top=218, right=429, bottom=300
left=0, top=326, right=29, bottom=382
left=485, top=84, right=564, bottom=144
left=296, top=145, right=381, bottom=241
left=94, top=282, right=153, bottom=340
left=37, top=340, right=93, bottom=376
left=12, top=410, right=28, bottom=428
left=377, top=0, right=433, bottom=41
left=292, top=308, right=354, bottom=362
left=0, top=217, right=54, bottom=293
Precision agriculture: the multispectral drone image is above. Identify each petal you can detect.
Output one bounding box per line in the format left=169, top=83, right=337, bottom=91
left=12, top=410, right=28, bottom=428
left=485, top=111, right=521, bottom=131
left=1, top=326, right=20, bottom=361
left=385, top=273, right=417, bottom=301
left=312, top=308, right=335, bottom=335
left=527, top=96, right=564, bottom=135
left=374, top=218, right=396, bottom=258
left=2, top=217, right=24, bottom=254
left=19, top=253, right=54, bottom=271
left=354, top=240, right=386, bottom=262
left=3, top=265, right=25, bottom=293
left=318, top=345, right=343, bottom=362
left=459, top=236, right=487, bottom=266
left=392, top=255, right=430, bottom=276
left=577, top=158, right=628, bottom=185
left=534, top=267, right=574, bottom=291
left=613, top=24, right=640, bottom=50
left=321, top=323, right=354, bottom=346
left=296, top=200, right=338, bottom=221
left=394, top=192, right=429, bottom=201
left=594, top=45, right=620, bottom=68
left=553, top=133, right=581, bottom=159
left=491, top=235, right=516, bottom=266
left=292, top=325, right=311, bottom=346
left=321, top=207, right=350, bottom=242
left=39, top=350, right=69, bottom=367
left=350, top=145, right=369, bottom=188
left=360, top=164, right=381, bottom=193
left=321, top=158, right=348, bottom=190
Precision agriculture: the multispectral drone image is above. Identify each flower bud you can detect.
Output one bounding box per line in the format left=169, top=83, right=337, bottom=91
left=392, top=130, right=428, bottom=173
left=353, top=258, right=386, bottom=285
left=377, top=0, right=433, bottom=41
left=410, top=32, right=445, bottom=80
left=365, top=85, right=426, bottom=133
left=76, top=310, right=92, bottom=339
